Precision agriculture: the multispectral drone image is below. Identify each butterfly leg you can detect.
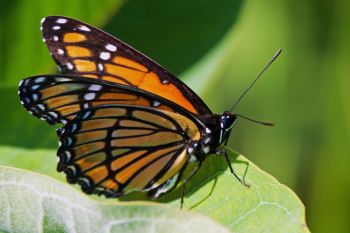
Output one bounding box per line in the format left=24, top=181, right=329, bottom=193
left=216, top=149, right=250, bottom=187
left=180, top=162, right=202, bottom=209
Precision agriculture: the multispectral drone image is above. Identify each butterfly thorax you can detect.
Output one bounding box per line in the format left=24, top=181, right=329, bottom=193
left=188, top=112, right=237, bottom=162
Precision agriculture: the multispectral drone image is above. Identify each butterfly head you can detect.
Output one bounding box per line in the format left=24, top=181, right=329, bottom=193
left=218, top=111, right=237, bottom=143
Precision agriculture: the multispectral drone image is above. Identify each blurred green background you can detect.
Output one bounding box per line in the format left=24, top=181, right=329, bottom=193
left=0, top=0, right=349, bottom=232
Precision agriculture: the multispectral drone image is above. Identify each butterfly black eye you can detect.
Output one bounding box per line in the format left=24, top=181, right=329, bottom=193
left=220, top=112, right=237, bottom=131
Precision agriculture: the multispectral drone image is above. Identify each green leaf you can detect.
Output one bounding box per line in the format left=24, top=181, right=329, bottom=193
left=0, top=166, right=229, bottom=233
left=0, top=146, right=63, bottom=180
left=0, top=146, right=309, bottom=232
left=0, top=87, right=57, bottom=149
left=174, top=147, right=310, bottom=233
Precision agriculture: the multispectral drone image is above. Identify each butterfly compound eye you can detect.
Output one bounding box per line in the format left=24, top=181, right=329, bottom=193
left=220, top=112, right=237, bottom=131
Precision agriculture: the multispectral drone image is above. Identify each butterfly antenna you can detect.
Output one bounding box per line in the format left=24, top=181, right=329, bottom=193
left=229, top=49, right=282, bottom=112
left=234, top=113, right=274, bottom=126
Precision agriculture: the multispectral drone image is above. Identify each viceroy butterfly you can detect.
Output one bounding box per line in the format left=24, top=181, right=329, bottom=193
left=18, top=16, right=280, bottom=207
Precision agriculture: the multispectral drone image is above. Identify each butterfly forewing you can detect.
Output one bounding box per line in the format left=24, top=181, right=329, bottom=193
left=18, top=75, right=196, bottom=125
left=41, top=16, right=211, bottom=115
left=57, top=105, right=201, bottom=197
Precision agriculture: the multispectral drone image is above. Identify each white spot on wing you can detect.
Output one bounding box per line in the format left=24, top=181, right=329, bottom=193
left=64, top=150, right=72, bottom=162
left=150, top=174, right=179, bottom=197
left=53, top=25, right=61, bottom=30
left=32, top=94, right=38, bottom=101
left=67, top=165, right=77, bottom=176
left=81, top=111, right=91, bottom=120
left=40, top=18, right=46, bottom=25
left=77, top=177, right=91, bottom=187
left=32, top=85, right=40, bottom=90
left=57, top=49, right=64, bottom=55
left=84, top=93, right=96, bottom=100
left=66, top=137, right=73, bottom=146
left=152, top=101, right=161, bottom=107
left=53, top=36, right=59, bottom=41
left=59, top=128, right=65, bottom=134
left=56, top=77, right=72, bottom=82
left=99, top=52, right=110, bottom=60
left=78, top=25, right=91, bottom=32
left=66, top=62, right=74, bottom=70
left=95, top=187, right=104, bottom=192
left=204, top=137, right=211, bottom=144
left=35, top=77, right=46, bottom=83
left=98, top=63, right=104, bottom=71
left=105, top=44, right=117, bottom=52
left=37, top=104, right=45, bottom=110
left=71, top=124, right=78, bottom=132
left=56, top=18, right=67, bottom=24
left=88, top=85, right=102, bottom=91
left=49, top=111, right=58, bottom=118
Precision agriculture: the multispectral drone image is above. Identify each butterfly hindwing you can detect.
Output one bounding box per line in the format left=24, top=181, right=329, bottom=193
left=57, top=105, right=201, bottom=197
left=41, top=16, right=211, bottom=115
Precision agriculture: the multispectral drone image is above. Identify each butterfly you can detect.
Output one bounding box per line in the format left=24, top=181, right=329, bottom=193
left=19, top=16, right=279, bottom=207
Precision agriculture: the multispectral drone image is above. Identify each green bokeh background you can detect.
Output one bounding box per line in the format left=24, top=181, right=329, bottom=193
left=0, top=0, right=349, bottom=232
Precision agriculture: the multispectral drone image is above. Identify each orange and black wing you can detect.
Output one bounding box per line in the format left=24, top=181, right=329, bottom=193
left=18, top=75, right=200, bottom=125
left=41, top=16, right=211, bottom=116
left=57, top=105, right=201, bottom=197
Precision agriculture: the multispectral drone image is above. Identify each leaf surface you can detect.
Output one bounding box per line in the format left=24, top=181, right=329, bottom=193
left=0, top=146, right=310, bottom=233
left=0, top=166, right=229, bottom=233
